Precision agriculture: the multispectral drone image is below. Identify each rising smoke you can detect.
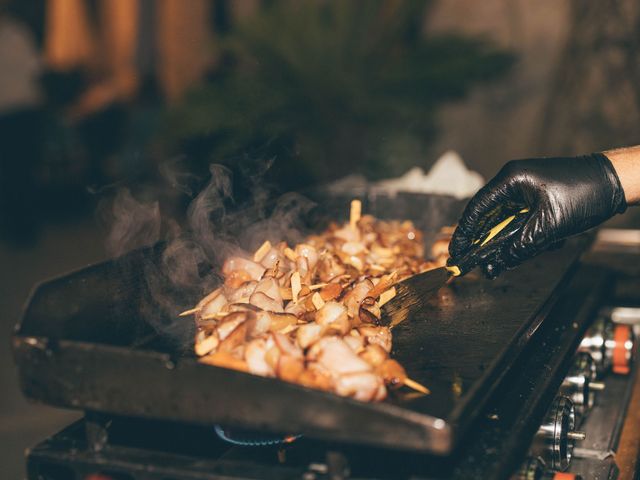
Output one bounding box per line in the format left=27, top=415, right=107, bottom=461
left=103, top=161, right=316, bottom=347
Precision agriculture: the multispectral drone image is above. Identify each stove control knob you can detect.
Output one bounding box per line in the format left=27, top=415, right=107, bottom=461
left=559, top=353, right=603, bottom=419
left=580, top=319, right=635, bottom=376
left=532, top=396, right=585, bottom=471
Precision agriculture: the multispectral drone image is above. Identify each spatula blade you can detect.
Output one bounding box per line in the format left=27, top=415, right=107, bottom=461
left=383, top=267, right=451, bottom=327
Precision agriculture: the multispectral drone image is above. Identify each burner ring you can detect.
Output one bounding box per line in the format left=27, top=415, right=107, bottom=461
left=214, top=425, right=302, bottom=446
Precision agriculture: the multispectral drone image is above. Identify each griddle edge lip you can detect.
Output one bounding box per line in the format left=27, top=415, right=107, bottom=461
left=13, top=333, right=453, bottom=454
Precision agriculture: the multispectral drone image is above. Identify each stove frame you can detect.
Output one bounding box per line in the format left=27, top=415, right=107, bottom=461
left=25, top=264, right=625, bottom=480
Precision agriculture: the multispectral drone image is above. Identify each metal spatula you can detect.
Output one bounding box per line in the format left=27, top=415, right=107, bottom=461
left=395, top=208, right=531, bottom=297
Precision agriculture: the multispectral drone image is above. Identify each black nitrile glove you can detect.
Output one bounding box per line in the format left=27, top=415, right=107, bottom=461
left=448, top=153, right=627, bottom=278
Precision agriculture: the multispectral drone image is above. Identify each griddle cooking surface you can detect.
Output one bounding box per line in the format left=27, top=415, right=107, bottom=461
left=14, top=237, right=590, bottom=454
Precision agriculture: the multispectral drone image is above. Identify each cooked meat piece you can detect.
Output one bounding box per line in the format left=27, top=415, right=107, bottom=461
left=249, top=291, right=284, bottom=313
left=335, top=372, right=386, bottom=402
left=186, top=204, right=443, bottom=401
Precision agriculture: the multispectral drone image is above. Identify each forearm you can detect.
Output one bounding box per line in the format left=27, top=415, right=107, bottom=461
left=604, top=146, right=640, bottom=204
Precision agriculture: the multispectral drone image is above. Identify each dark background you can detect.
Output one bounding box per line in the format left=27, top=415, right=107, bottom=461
left=2, top=1, right=640, bottom=477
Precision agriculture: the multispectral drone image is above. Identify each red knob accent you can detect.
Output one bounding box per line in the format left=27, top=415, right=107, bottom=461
left=612, top=324, right=632, bottom=375
left=554, top=473, right=577, bottom=480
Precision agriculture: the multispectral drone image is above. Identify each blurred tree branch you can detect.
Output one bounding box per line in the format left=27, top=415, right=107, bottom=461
left=163, top=0, right=513, bottom=190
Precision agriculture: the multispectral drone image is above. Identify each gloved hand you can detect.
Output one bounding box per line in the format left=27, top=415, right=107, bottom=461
left=448, top=153, right=627, bottom=278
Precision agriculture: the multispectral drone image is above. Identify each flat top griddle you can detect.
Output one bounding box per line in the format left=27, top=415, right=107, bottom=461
left=13, top=234, right=590, bottom=455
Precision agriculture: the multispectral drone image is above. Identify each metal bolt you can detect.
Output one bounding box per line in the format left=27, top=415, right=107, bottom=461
left=567, top=431, right=586, bottom=441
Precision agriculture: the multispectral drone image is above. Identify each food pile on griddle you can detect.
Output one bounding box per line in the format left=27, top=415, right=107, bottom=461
left=181, top=201, right=450, bottom=402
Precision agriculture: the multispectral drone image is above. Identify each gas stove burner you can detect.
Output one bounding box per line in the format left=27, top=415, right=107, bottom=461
left=213, top=424, right=302, bottom=446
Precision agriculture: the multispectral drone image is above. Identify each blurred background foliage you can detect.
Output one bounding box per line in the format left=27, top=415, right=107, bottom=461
left=164, top=0, right=513, bottom=191
left=0, top=0, right=516, bottom=245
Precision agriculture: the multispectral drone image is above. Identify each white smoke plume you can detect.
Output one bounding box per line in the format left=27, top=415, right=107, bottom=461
left=103, top=161, right=315, bottom=347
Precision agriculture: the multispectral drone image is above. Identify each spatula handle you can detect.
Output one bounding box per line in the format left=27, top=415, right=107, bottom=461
left=449, top=208, right=530, bottom=276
